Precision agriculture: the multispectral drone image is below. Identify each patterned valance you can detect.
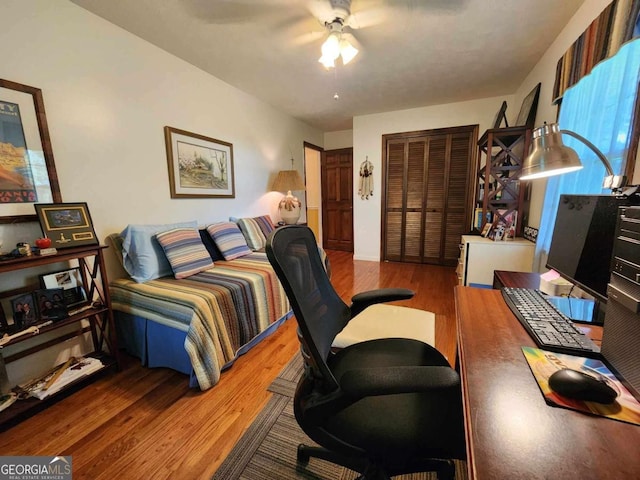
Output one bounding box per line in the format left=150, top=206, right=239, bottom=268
left=552, top=0, right=640, bottom=103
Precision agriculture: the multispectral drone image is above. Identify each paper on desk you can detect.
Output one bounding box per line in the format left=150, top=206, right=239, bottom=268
left=540, top=270, right=561, bottom=282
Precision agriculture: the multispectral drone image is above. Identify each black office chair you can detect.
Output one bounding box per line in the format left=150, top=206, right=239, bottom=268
left=266, top=226, right=466, bottom=480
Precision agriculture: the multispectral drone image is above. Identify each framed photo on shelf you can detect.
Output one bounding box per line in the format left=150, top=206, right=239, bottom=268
left=40, top=267, right=88, bottom=308
left=0, top=79, right=62, bottom=223
left=10, top=293, right=37, bottom=329
left=34, top=202, right=98, bottom=249
left=488, top=210, right=517, bottom=241
left=164, top=126, right=235, bottom=199
left=33, top=288, right=68, bottom=321
left=514, top=82, right=541, bottom=128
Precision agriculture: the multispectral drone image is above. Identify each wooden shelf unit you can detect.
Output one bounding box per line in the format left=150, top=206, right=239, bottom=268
left=0, top=245, right=119, bottom=430
left=475, top=126, right=532, bottom=236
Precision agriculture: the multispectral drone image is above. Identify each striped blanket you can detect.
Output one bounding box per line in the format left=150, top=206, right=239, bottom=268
left=110, top=252, right=290, bottom=390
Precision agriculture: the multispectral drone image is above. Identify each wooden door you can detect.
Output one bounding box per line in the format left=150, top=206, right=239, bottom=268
left=382, top=126, right=477, bottom=265
left=321, top=148, right=353, bottom=252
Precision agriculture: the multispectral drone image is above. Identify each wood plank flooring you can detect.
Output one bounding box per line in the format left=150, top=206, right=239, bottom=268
left=0, top=250, right=458, bottom=479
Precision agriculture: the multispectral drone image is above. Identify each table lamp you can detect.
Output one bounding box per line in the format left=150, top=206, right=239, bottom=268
left=272, top=160, right=305, bottom=225
left=520, top=122, right=626, bottom=189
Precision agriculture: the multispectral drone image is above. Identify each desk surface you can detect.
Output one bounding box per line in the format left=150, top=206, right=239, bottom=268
left=455, top=286, right=640, bottom=479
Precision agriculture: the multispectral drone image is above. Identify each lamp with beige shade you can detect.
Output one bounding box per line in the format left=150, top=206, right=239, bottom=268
left=272, top=159, right=305, bottom=225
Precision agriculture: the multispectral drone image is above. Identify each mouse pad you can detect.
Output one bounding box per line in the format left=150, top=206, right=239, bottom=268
left=522, top=347, right=640, bottom=426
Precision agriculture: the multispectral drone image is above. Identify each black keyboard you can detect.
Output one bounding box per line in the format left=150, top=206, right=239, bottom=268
left=501, top=287, right=601, bottom=358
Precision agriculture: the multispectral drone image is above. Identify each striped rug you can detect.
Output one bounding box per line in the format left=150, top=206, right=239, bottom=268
left=213, top=354, right=468, bottom=480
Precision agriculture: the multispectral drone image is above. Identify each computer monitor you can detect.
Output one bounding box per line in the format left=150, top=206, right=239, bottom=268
left=546, top=194, right=627, bottom=305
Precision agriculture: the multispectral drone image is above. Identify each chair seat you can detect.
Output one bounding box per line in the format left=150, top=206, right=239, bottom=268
left=332, top=304, right=435, bottom=349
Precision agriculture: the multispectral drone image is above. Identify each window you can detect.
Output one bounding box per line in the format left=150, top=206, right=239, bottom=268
left=535, top=38, right=640, bottom=269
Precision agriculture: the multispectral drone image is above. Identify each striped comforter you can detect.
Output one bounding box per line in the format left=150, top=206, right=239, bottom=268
left=110, top=252, right=290, bottom=390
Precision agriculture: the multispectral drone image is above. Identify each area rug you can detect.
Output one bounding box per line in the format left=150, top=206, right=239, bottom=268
left=213, top=353, right=468, bottom=480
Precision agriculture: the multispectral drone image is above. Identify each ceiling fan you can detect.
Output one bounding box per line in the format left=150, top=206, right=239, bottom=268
left=315, top=0, right=360, bottom=68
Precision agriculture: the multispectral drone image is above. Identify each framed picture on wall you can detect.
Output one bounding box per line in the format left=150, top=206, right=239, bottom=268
left=0, top=79, right=62, bottom=223
left=34, top=202, right=98, bottom=249
left=164, top=126, right=235, bottom=199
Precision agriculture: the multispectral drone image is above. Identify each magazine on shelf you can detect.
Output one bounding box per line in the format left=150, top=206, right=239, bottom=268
left=24, top=357, right=104, bottom=400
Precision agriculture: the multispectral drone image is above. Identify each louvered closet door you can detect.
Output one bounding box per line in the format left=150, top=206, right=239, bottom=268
left=444, top=133, right=475, bottom=264
left=384, top=137, right=428, bottom=263
left=382, top=126, right=476, bottom=266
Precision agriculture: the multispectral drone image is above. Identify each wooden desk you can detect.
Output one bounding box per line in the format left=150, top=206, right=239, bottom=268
left=493, top=270, right=540, bottom=290
left=455, top=286, right=640, bottom=479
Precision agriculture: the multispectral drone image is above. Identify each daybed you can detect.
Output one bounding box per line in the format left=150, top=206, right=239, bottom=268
left=108, top=217, right=293, bottom=390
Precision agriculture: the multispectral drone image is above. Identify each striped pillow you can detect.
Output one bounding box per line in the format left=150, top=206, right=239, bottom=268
left=156, top=228, right=214, bottom=279
left=237, top=218, right=267, bottom=251
left=206, top=222, right=252, bottom=260
left=253, top=215, right=275, bottom=238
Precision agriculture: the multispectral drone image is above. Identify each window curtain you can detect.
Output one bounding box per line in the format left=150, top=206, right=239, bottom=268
left=553, top=0, right=640, bottom=102
left=535, top=38, right=640, bottom=270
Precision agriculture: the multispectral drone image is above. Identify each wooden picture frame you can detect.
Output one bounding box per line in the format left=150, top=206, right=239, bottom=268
left=492, top=101, right=509, bottom=129
left=164, top=126, right=235, bottom=198
left=515, top=83, right=541, bottom=128
left=0, top=79, right=62, bottom=223
left=35, top=202, right=98, bottom=249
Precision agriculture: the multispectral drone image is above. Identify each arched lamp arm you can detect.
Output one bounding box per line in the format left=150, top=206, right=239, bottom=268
left=560, top=129, right=615, bottom=176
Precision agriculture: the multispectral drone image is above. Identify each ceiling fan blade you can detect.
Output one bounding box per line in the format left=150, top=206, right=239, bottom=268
left=344, top=7, right=387, bottom=29
left=183, top=0, right=303, bottom=25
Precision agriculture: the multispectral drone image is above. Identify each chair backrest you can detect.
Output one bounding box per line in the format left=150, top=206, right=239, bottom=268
left=266, top=226, right=349, bottom=392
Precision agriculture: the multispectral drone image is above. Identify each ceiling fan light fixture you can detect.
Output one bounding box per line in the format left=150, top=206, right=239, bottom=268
left=321, top=31, right=341, bottom=60
left=318, top=54, right=336, bottom=68
left=339, top=38, right=358, bottom=64
left=318, top=17, right=358, bottom=69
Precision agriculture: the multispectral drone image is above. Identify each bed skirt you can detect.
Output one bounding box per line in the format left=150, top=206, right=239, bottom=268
left=115, top=310, right=293, bottom=388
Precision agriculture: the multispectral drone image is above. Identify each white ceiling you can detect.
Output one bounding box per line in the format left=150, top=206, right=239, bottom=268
left=71, top=0, right=585, bottom=132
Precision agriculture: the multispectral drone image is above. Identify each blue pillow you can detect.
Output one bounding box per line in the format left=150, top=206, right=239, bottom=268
left=120, top=221, right=197, bottom=282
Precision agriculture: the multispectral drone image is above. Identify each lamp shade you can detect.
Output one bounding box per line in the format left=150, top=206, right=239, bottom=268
left=272, top=170, right=305, bottom=192
left=520, top=123, right=583, bottom=180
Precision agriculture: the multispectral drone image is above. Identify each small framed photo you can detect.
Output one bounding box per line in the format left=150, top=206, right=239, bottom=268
left=33, top=288, right=68, bottom=321
left=11, top=293, right=37, bottom=329
left=34, top=202, right=98, bottom=249
left=480, top=222, right=492, bottom=238
left=40, top=267, right=87, bottom=308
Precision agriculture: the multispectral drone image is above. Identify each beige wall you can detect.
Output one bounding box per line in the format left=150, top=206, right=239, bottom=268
left=0, top=0, right=322, bottom=384
left=351, top=95, right=515, bottom=260
left=0, top=0, right=322, bottom=271
left=324, top=130, right=353, bottom=150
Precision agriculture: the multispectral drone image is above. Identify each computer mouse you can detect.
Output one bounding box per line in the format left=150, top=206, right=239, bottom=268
left=548, top=368, right=618, bottom=404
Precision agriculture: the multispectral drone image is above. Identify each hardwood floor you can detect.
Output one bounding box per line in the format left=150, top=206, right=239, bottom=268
left=0, top=250, right=459, bottom=479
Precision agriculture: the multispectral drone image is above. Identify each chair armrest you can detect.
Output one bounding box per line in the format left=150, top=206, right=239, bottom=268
left=339, top=366, right=460, bottom=399
left=350, top=288, right=414, bottom=316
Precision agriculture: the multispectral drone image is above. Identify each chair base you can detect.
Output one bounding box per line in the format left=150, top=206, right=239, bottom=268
left=296, top=443, right=457, bottom=480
